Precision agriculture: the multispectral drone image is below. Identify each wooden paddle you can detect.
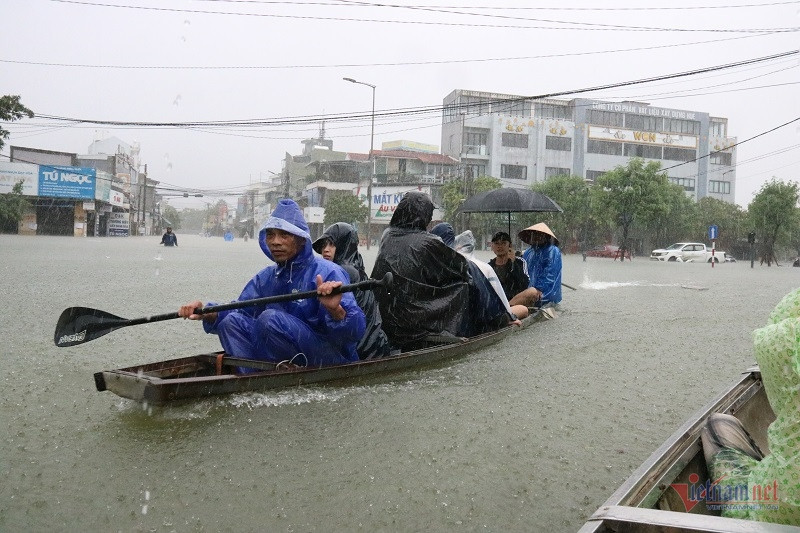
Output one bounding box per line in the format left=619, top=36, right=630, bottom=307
left=54, top=272, right=393, bottom=347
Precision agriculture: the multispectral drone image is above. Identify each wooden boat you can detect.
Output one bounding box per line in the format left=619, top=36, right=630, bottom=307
left=579, top=367, right=798, bottom=533
left=94, top=311, right=543, bottom=405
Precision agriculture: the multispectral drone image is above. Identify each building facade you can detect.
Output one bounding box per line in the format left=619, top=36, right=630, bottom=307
left=441, top=90, right=737, bottom=202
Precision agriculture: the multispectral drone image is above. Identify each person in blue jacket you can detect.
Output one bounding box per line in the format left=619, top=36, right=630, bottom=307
left=178, top=199, right=366, bottom=368
left=160, top=227, right=178, bottom=246
left=518, top=222, right=562, bottom=306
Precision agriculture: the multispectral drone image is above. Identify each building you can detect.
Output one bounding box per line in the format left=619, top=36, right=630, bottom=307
left=441, top=90, right=737, bottom=201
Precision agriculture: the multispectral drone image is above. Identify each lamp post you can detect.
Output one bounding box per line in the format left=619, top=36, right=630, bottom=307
left=343, top=77, right=375, bottom=249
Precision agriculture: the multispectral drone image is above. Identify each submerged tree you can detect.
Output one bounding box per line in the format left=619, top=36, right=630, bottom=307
left=748, top=179, right=800, bottom=266
left=324, top=191, right=368, bottom=228
left=0, top=95, right=34, bottom=151
left=0, top=181, right=29, bottom=233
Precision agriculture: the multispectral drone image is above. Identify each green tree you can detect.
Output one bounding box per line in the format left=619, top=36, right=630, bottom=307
left=592, top=158, right=674, bottom=258
left=441, top=176, right=501, bottom=234
left=177, top=207, right=207, bottom=233
left=694, top=197, right=748, bottom=256
left=747, top=179, right=800, bottom=265
left=0, top=181, right=29, bottom=233
left=531, top=175, right=592, bottom=253
left=162, top=204, right=181, bottom=230
left=324, top=191, right=369, bottom=228
left=0, top=95, right=34, bottom=151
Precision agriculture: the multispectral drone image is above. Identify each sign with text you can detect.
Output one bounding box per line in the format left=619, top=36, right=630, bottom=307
left=108, top=212, right=129, bottom=236
left=709, top=225, right=718, bottom=240
left=588, top=126, right=698, bottom=149
left=38, top=166, right=96, bottom=199
left=365, top=185, right=432, bottom=223
left=0, top=162, right=39, bottom=196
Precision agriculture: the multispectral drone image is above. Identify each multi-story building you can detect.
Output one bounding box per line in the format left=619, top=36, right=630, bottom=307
left=441, top=90, right=737, bottom=202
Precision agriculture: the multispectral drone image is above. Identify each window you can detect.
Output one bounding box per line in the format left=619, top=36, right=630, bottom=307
left=624, top=143, right=662, bottom=159
left=669, top=177, right=696, bottom=191
left=465, top=164, right=486, bottom=178
left=709, top=152, right=732, bottom=166
left=625, top=114, right=661, bottom=132
left=545, top=167, right=571, bottom=179
left=501, top=164, right=527, bottom=180
left=663, top=147, right=696, bottom=162
left=502, top=133, right=529, bottom=148
left=492, top=99, right=531, bottom=117
left=545, top=136, right=572, bottom=151
left=710, top=121, right=727, bottom=137
left=587, top=139, right=623, bottom=155
left=586, top=170, right=606, bottom=182
left=463, top=129, right=488, bottom=155
left=663, top=118, right=700, bottom=135
left=586, top=109, right=624, bottom=127
left=709, top=180, right=731, bottom=194
left=535, top=102, right=572, bottom=120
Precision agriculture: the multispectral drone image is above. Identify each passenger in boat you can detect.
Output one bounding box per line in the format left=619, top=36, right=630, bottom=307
left=313, top=222, right=391, bottom=359
left=370, top=192, right=472, bottom=350
left=178, top=199, right=366, bottom=369
left=430, top=222, right=456, bottom=248
left=453, top=230, right=527, bottom=324
left=488, top=231, right=540, bottom=308
left=160, top=227, right=178, bottom=247
left=700, top=288, right=800, bottom=525
left=518, top=222, right=562, bottom=306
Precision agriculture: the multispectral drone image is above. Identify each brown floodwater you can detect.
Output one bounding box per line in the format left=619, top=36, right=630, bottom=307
left=1, top=233, right=796, bottom=532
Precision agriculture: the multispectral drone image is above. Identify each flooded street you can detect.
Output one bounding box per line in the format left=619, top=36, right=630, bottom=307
left=1, top=233, right=797, bottom=532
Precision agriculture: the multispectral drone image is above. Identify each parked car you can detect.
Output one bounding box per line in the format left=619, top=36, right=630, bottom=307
left=650, top=242, right=726, bottom=263
left=584, top=244, right=632, bottom=260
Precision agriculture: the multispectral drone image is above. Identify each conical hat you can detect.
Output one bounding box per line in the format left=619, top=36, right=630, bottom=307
left=518, top=222, right=559, bottom=245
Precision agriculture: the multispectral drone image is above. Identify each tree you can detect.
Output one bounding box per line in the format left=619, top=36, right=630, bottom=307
left=747, top=179, right=800, bottom=266
left=531, top=174, right=592, bottom=253
left=0, top=95, right=34, bottom=151
left=162, top=204, right=181, bottom=230
left=694, top=197, right=748, bottom=257
left=324, top=191, right=369, bottom=228
left=441, top=176, right=501, bottom=234
left=0, top=181, right=29, bottom=233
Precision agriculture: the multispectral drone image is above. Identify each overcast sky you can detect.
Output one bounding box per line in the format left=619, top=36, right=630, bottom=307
left=2, top=0, right=798, bottom=210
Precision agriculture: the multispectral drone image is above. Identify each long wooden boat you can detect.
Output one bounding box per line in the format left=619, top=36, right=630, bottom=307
left=94, top=311, right=544, bottom=405
left=579, top=367, right=799, bottom=533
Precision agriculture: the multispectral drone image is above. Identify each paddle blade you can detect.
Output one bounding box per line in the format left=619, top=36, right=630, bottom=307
left=54, top=307, right=130, bottom=347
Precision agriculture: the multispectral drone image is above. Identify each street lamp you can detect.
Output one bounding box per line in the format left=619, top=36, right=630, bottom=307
left=343, top=77, right=376, bottom=249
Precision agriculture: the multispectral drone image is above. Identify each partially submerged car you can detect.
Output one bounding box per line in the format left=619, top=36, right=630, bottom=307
left=650, top=242, right=726, bottom=263
left=584, top=244, right=631, bottom=260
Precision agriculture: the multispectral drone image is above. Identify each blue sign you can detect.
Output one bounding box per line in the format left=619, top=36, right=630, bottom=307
left=38, top=165, right=96, bottom=199
left=708, top=225, right=718, bottom=240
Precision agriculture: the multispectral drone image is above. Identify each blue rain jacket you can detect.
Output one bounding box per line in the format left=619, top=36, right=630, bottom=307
left=202, top=199, right=365, bottom=367
left=523, top=242, right=563, bottom=305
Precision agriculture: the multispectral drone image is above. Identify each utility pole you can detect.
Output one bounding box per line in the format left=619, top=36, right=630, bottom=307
left=343, top=77, right=376, bottom=249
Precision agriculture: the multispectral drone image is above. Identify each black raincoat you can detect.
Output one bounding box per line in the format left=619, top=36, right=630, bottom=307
left=314, top=223, right=391, bottom=359
left=370, top=192, right=471, bottom=349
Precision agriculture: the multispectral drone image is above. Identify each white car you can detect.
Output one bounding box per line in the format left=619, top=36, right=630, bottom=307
left=650, top=242, right=725, bottom=263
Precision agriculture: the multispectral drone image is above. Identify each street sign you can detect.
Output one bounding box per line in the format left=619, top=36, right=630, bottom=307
left=708, top=225, right=718, bottom=240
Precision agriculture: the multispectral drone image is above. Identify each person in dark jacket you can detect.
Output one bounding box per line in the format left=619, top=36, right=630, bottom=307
left=160, top=227, right=178, bottom=246
left=371, top=192, right=472, bottom=350
left=178, top=199, right=366, bottom=368
left=430, top=222, right=455, bottom=248
left=313, top=222, right=391, bottom=359
left=488, top=231, right=540, bottom=308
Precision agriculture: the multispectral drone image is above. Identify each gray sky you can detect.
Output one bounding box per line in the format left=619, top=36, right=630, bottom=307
left=2, top=0, right=798, bottom=210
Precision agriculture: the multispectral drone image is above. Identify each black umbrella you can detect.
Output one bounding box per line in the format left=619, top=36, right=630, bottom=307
left=455, top=187, right=563, bottom=236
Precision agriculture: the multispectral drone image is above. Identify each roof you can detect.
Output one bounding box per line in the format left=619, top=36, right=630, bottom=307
left=370, top=150, right=458, bottom=165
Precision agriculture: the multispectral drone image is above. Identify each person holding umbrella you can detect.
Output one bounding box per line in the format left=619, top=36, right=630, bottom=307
left=518, top=222, right=562, bottom=307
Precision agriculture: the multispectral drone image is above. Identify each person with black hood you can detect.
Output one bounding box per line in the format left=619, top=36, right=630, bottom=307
left=313, top=222, right=391, bottom=359
left=371, top=192, right=472, bottom=350
left=178, top=199, right=366, bottom=369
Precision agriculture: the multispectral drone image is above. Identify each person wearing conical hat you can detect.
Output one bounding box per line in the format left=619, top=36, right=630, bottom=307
left=518, top=222, right=562, bottom=306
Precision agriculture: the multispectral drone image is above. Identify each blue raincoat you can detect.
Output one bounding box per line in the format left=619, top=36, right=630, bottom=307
left=202, top=199, right=365, bottom=367
left=523, top=243, right=562, bottom=305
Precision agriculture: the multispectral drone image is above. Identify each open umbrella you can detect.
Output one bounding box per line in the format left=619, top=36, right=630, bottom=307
left=454, top=187, right=563, bottom=236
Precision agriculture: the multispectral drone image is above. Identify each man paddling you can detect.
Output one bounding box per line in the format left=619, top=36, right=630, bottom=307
left=179, top=199, right=366, bottom=368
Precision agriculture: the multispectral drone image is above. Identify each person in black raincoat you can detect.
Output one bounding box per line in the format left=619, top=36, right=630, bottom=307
left=313, top=222, right=391, bottom=359
left=371, top=192, right=471, bottom=350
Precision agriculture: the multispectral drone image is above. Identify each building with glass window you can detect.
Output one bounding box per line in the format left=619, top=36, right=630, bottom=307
left=441, top=90, right=737, bottom=202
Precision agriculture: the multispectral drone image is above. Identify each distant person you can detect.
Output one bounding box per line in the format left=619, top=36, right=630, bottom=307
left=160, top=227, right=178, bottom=246
left=430, top=222, right=456, bottom=248
left=313, top=222, right=391, bottom=359
left=178, top=199, right=366, bottom=369
left=488, top=231, right=539, bottom=308
left=518, top=222, right=562, bottom=306
left=454, top=230, right=527, bottom=324
left=371, top=192, right=472, bottom=350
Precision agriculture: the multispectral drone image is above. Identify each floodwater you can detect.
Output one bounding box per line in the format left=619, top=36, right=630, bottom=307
left=1, top=234, right=797, bottom=532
